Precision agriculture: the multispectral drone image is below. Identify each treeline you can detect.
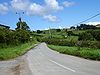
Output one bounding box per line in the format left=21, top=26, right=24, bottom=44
left=70, top=24, right=100, bottom=30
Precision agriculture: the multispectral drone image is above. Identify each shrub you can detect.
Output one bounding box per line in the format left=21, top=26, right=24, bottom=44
left=0, top=29, right=31, bottom=47
left=78, top=41, right=100, bottom=49
left=42, top=38, right=76, bottom=46
left=15, top=29, right=31, bottom=43
left=78, top=32, right=93, bottom=41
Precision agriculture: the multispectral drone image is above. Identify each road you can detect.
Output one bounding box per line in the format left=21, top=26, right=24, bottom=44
left=26, top=43, right=100, bottom=75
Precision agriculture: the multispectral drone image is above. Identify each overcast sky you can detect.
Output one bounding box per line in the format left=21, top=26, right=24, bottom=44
left=0, top=0, right=100, bottom=30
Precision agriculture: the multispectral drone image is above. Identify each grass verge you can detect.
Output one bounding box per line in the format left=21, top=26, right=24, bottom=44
left=0, top=42, right=38, bottom=60
left=48, top=45, right=100, bottom=60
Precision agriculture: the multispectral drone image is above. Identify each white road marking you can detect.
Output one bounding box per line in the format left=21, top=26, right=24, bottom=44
left=49, top=59, right=76, bottom=72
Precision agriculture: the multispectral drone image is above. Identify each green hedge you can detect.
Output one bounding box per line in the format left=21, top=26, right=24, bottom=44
left=41, top=38, right=76, bottom=46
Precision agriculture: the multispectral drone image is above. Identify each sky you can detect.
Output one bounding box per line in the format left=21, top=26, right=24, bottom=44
left=0, top=0, right=100, bottom=30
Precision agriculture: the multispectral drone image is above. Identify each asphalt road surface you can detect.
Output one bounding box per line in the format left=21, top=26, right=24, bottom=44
left=27, top=43, right=100, bottom=75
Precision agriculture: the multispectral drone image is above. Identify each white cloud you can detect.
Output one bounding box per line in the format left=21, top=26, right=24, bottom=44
left=11, top=0, right=30, bottom=11
left=27, top=0, right=63, bottom=16
left=45, top=0, right=63, bottom=10
left=62, top=1, right=75, bottom=7
left=58, top=26, right=62, bottom=29
left=27, top=3, right=45, bottom=16
left=0, top=3, right=8, bottom=14
left=0, top=0, right=75, bottom=22
left=86, top=22, right=100, bottom=25
left=43, top=15, right=58, bottom=22
left=44, top=28, right=49, bottom=30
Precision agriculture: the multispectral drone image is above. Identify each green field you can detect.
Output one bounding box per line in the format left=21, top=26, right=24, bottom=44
left=48, top=45, right=100, bottom=60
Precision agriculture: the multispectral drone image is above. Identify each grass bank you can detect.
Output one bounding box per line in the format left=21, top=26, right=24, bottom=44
left=0, top=42, right=38, bottom=60
left=48, top=45, right=100, bottom=60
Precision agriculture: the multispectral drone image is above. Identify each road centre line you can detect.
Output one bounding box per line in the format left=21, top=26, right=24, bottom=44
left=49, top=59, right=76, bottom=72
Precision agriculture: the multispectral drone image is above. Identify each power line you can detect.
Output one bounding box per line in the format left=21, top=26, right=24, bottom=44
left=74, top=12, right=100, bottom=25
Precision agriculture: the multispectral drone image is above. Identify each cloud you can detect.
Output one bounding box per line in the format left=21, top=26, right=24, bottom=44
left=11, top=0, right=30, bottom=11
left=43, top=15, right=58, bottom=22
left=45, top=0, right=63, bottom=10
left=27, top=0, right=63, bottom=16
left=86, top=22, right=100, bottom=25
left=10, top=0, right=62, bottom=22
left=0, top=0, right=74, bottom=22
left=27, top=3, right=45, bottom=16
left=62, top=1, right=75, bottom=7
left=58, top=26, right=62, bottom=29
left=0, top=3, right=8, bottom=14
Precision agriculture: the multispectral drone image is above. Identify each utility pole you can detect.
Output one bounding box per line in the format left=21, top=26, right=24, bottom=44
left=16, top=12, right=24, bottom=29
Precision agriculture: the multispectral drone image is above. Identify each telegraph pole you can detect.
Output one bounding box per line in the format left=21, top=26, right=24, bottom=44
left=16, top=12, right=24, bottom=29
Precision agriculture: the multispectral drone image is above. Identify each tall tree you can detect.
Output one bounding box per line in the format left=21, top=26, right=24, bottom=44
left=16, top=21, right=30, bottom=30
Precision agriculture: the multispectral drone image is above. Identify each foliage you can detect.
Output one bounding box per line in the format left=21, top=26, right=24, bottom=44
left=0, top=28, right=31, bottom=47
left=16, top=21, right=30, bottom=30
left=37, top=30, right=43, bottom=34
left=67, top=31, right=74, bottom=36
left=15, top=29, right=31, bottom=43
left=79, top=41, right=100, bottom=49
left=91, top=30, right=100, bottom=41
left=56, top=29, right=61, bottom=32
left=70, top=26, right=75, bottom=29
left=0, top=42, right=37, bottom=60
left=78, top=32, right=93, bottom=41
left=77, top=24, right=97, bottom=30
left=78, top=30, right=100, bottom=41
left=41, top=38, right=76, bottom=46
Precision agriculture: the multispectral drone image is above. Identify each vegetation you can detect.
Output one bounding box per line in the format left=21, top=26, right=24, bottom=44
left=48, top=45, right=100, bottom=60
left=0, top=21, right=38, bottom=60
left=16, top=21, right=30, bottom=30
left=0, top=42, right=37, bottom=60
left=0, top=20, right=100, bottom=61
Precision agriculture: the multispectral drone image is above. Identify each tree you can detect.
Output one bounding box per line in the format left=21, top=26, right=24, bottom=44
left=16, top=21, right=30, bottom=30
left=77, top=24, right=96, bottom=30
left=37, top=30, right=43, bottom=34
left=56, top=29, right=61, bottom=32
left=70, top=26, right=75, bottom=29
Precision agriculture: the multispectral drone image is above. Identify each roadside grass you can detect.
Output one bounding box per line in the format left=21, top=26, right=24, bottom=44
left=0, top=41, right=38, bottom=60
left=48, top=45, right=100, bottom=60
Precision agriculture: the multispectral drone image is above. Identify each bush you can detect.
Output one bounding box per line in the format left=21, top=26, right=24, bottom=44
left=79, top=30, right=100, bottom=41
left=41, top=38, right=76, bottom=46
left=91, top=30, right=100, bottom=41
left=15, top=29, right=31, bottom=43
left=77, top=41, right=100, bottom=49
left=78, top=32, right=93, bottom=41
left=0, top=29, right=31, bottom=47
